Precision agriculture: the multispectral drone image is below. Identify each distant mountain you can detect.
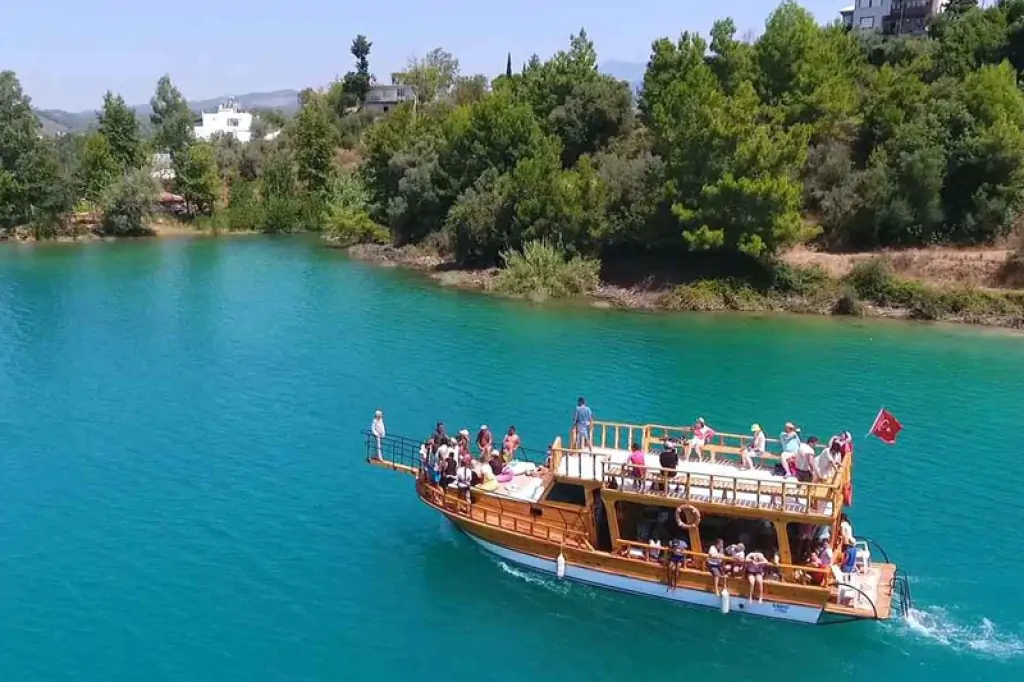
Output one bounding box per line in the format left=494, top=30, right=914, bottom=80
left=600, top=60, right=646, bottom=94
left=34, top=89, right=301, bottom=135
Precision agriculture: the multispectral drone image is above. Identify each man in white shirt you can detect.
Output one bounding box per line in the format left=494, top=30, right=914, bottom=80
left=794, top=435, right=818, bottom=482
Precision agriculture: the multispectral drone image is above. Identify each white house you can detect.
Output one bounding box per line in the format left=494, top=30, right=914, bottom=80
left=193, top=99, right=254, bottom=142
left=363, top=82, right=417, bottom=114
left=840, top=0, right=944, bottom=34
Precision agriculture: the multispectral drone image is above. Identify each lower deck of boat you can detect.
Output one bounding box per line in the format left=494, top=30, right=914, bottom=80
left=433, top=489, right=892, bottom=623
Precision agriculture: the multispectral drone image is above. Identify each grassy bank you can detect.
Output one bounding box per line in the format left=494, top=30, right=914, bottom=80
left=345, top=242, right=1024, bottom=330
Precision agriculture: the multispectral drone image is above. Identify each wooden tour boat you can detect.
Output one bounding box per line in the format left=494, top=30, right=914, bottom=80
left=366, top=418, right=912, bottom=624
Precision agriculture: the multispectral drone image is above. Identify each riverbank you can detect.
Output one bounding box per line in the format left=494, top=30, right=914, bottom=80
left=0, top=216, right=260, bottom=243
left=345, top=243, right=1024, bottom=329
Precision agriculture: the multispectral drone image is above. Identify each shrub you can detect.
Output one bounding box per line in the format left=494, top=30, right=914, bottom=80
left=492, top=240, right=600, bottom=300
left=224, top=178, right=263, bottom=231
left=100, top=169, right=158, bottom=236
left=832, top=286, right=862, bottom=316
left=661, top=281, right=727, bottom=311
left=324, top=204, right=389, bottom=246
left=660, top=279, right=772, bottom=311
left=844, top=258, right=898, bottom=305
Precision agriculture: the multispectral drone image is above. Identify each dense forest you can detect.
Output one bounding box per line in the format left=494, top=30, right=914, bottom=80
left=3, top=1, right=1024, bottom=317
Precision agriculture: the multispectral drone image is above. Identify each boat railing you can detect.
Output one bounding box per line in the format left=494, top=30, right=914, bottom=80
left=364, top=430, right=551, bottom=474
left=613, top=538, right=831, bottom=586
left=643, top=422, right=783, bottom=455
left=603, top=461, right=840, bottom=517
left=417, top=475, right=592, bottom=549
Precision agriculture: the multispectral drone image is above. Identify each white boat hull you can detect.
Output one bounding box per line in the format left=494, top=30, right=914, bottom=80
left=463, top=531, right=823, bottom=624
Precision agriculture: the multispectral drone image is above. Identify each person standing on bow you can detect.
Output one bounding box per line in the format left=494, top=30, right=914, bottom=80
left=476, top=425, right=493, bottom=456
left=573, top=397, right=593, bottom=453
left=502, top=425, right=521, bottom=462
left=371, top=410, right=386, bottom=460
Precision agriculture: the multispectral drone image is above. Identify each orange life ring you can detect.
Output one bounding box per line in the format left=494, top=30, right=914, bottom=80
left=675, top=504, right=701, bottom=529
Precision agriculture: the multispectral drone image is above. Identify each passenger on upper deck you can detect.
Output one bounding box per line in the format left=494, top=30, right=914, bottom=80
left=794, top=436, right=818, bottom=482
left=815, top=438, right=841, bottom=481
left=573, top=397, right=593, bottom=453
left=502, top=426, right=521, bottom=462
left=657, top=440, right=679, bottom=488
left=778, top=422, right=801, bottom=476
left=628, top=442, right=646, bottom=484
left=476, top=425, right=493, bottom=456
left=742, top=424, right=766, bottom=469
left=686, top=417, right=715, bottom=462
left=457, top=429, right=470, bottom=453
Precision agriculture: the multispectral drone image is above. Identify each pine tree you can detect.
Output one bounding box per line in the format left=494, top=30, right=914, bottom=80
left=97, top=91, right=143, bottom=171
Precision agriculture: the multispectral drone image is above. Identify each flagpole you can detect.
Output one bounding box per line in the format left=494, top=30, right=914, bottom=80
left=866, top=407, right=884, bottom=438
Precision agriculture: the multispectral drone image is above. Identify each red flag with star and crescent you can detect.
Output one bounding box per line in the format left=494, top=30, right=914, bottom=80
left=869, top=408, right=903, bottom=444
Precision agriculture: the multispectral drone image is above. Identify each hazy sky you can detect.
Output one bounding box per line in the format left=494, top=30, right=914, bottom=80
left=3, top=1, right=841, bottom=111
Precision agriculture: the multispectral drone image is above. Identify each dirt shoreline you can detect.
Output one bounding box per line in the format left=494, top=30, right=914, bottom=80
left=343, top=243, right=1024, bottom=330
left=0, top=220, right=260, bottom=244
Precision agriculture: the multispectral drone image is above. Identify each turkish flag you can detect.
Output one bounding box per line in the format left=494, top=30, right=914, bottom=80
left=869, top=409, right=903, bottom=444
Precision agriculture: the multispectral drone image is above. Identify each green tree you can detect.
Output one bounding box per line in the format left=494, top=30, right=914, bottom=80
left=150, top=75, right=193, bottom=156
left=76, top=131, right=120, bottom=203
left=452, top=75, right=489, bottom=106
left=0, top=71, right=68, bottom=235
left=342, top=35, right=373, bottom=103
left=100, top=167, right=158, bottom=236
left=97, top=91, right=143, bottom=171
left=395, top=47, right=460, bottom=103
left=173, top=140, right=220, bottom=216
left=259, top=152, right=299, bottom=233
left=292, top=93, right=337, bottom=198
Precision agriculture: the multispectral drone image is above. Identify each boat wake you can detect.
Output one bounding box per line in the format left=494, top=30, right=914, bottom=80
left=893, top=606, right=1024, bottom=660
left=493, top=560, right=573, bottom=595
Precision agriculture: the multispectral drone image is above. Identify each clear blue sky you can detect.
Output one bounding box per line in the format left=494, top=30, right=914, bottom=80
left=2, top=0, right=841, bottom=111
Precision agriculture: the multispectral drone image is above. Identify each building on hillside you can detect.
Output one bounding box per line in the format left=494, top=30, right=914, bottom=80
left=840, top=5, right=855, bottom=28
left=362, top=81, right=417, bottom=115
left=841, top=0, right=944, bottom=34
left=194, top=98, right=253, bottom=142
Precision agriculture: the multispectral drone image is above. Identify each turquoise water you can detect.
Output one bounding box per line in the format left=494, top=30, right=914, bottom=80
left=1, top=236, right=1022, bottom=681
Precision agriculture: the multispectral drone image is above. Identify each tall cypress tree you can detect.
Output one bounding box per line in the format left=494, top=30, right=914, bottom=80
left=506, top=52, right=513, bottom=78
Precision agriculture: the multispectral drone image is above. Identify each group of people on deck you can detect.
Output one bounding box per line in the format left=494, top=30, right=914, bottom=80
left=621, top=415, right=854, bottom=485
left=418, top=422, right=536, bottom=497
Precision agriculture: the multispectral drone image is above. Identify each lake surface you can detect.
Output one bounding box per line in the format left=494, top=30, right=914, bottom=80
left=1, top=236, right=1022, bottom=681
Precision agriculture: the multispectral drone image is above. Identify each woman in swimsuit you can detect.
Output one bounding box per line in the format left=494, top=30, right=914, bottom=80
left=745, top=551, right=769, bottom=603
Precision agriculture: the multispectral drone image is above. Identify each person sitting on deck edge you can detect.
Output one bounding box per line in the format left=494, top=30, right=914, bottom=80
left=686, top=417, right=715, bottom=462
left=742, top=423, right=766, bottom=470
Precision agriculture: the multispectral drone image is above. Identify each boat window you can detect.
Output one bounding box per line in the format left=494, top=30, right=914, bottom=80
left=785, top=522, right=832, bottom=563
left=545, top=482, right=587, bottom=506
left=697, top=513, right=780, bottom=558
left=615, top=501, right=685, bottom=545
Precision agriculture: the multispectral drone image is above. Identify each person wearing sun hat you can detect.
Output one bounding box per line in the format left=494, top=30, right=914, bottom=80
left=686, top=417, right=715, bottom=462
left=742, top=423, right=766, bottom=470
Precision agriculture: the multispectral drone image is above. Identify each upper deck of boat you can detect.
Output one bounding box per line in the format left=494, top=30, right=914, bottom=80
left=552, top=420, right=848, bottom=520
